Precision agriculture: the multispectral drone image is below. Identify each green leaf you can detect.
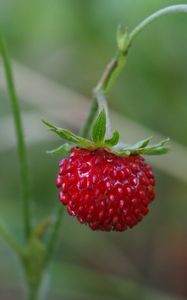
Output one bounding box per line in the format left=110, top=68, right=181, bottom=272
left=42, top=120, right=95, bottom=148
left=105, top=130, right=120, bottom=146
left=46, top=143, right=72, bottom=155
left=91, top=109, right=106, bottom=144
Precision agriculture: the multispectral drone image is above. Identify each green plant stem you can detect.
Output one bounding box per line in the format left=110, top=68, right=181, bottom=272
left=0, top=32, right=31, bottom=240
left=28, top=287, right=39, bottom=300
left=45, top=206, right=64, bottom=265
left=80, top=52, right=127, bottom=138
left=0, top=221, right=23, bottom=255
left=95, top=52, right=127, bottom=94
left=129, top=4, right=187, bottom=42
left=80, top=4, right=187, bottom=138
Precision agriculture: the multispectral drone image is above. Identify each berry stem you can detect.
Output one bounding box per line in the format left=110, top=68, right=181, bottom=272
left=95, top=52, right=127, bottom=94
left=0, top=220, right=23, bottom=255
left=129, top=5, right=187, bottom=42
left=0, top=32, right=31, bottom=240
left=81, top=4, right=187, bottom=138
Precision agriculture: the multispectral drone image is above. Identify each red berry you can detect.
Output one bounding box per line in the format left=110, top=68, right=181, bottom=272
left=56, top=148, right=156, bottom=231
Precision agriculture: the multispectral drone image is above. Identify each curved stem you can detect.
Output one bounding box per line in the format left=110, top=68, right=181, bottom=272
left=0, top=221, right=23, bottom=255
left=130, top=5, right=187, bottom=42
left=0, top=32, right=31, bottom=240
left=80, top=4, right=187, bottom=138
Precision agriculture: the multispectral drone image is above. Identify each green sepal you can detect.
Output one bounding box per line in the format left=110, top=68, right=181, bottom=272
left=46, top=143, right=73, bottom=155
left=137, top=138, right=170, bottom=155
left=91, top=109, right=106, bottom=144
left=43, top=119, right=170, bottom=158
left=139, top=146, right=169, bottom=155
left=105, top=130, right=120, bottom=147
left=122, top=136, right=152, bottom=150
left=42, top=120, right=95, bottom=148
left=112, top=138, right=170, bottom=157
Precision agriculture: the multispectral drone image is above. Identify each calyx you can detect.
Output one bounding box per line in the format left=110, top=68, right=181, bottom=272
left=42, top=109, right=169, bottom=157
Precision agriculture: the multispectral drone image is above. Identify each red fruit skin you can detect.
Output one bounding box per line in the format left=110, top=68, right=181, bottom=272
left=56, top=148, right=156, bottom=231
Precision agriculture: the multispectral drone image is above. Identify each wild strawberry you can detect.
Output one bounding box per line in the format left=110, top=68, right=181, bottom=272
left=56, top=148, right=155, bottom=231
left=43, top=109, right=169, bottom=232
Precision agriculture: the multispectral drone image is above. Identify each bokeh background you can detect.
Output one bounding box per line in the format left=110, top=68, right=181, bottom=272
left=0, top=0, right=187, bottom=299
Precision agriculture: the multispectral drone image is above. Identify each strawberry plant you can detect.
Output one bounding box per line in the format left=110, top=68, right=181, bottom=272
left=0, top=4, right=187, bottom=300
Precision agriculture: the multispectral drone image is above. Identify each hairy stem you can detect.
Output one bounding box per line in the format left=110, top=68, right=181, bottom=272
left=0, top=32, right=31, bottom=240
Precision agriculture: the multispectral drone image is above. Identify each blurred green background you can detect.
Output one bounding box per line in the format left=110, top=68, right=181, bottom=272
left=0, top=0, right=187, bottom=299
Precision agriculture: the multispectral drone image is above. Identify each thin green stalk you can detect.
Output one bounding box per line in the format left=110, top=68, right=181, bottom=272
left=97, top=4, right=187, bottom=94
left=95, top=52, right=127, bottom=94
left=45, top=206, right=64, bottom=265
left=0, top=32, right=31, bottom=240
left=80, top=53, right=127, bottom=138
left=129, top=4, right=187, bottom=42
left=80, top=4, right=187, bottom=138
left=0, top=221, right=23, bottom=255
left=28, top=287, right=39, bottom=300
